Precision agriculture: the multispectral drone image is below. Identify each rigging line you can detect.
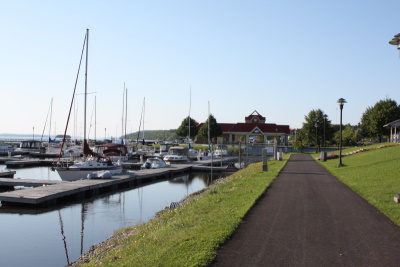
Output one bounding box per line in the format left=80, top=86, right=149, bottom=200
left=49, top=98, right=53, bottom=140
left=88, top=97, right=96, bottom=139
left=59, top=30, right=87, bottom=159
left=136, top=98, right=145, bottom=149
left=142, top=97, right=145, bottom=140
left=40, top=98, right=52, bottom=143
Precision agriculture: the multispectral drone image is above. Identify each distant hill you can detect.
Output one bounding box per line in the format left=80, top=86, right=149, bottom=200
left=125, top=129, right=178, bottom=141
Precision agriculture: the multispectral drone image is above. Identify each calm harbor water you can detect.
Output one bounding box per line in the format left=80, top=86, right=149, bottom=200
left=0, top=165, right=223, bottom=267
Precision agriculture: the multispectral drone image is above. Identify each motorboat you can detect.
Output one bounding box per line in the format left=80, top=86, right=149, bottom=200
left=56, top=155, right=122, bottom=181
left=163, top=146, right=189, bottom=163
left=214, top=149, right=228, bottom=158
left=141, top=157, right=168, bottom=169
left=156, top=143, right=176, bottom=158
left=214, top=145, right=229, bottom=158
left=196, top=150, right=214, bottom=161
left=0, top=143, right=15, bottom=154
left=188, top=148, right=199, bottom=160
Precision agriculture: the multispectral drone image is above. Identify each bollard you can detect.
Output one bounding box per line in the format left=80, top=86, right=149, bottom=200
left=320, top=152, right=327, bottom=162
left=262, top=148, right=268, bottom=172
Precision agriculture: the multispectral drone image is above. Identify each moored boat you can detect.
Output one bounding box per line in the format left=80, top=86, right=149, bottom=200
left=163, top=146, right=189, bottom=163
left=141, top=157, right=168, bottom=169
left=55, top=156, right=122, bottom=181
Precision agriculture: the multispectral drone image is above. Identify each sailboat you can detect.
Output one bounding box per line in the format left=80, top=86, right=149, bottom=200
left=55, top=29, right=122, bottom=181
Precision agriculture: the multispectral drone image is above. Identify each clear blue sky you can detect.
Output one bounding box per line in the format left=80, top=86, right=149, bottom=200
left=1, top=1, right=400, bottom=139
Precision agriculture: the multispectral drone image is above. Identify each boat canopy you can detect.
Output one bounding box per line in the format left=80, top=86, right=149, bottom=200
left=93, top=143, right=128, bottom=156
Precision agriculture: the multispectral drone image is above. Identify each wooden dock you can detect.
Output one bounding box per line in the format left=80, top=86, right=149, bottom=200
left=0, top=171, right=16, bottom=178
left=0, top=157, right=74, bottom=168
left=0, top=157, right=238, bottom=206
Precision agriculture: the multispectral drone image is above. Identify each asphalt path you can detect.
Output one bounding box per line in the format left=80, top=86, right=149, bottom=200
left=211, top=154, right=400, bottom=266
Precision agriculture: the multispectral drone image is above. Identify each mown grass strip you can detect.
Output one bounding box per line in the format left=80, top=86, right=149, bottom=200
left=81, top=155, right=289, bottom=266
left=315, top=143, right=400, bottom=226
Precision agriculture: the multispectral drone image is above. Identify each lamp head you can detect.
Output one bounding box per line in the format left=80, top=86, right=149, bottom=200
left=389, top=34, right=400, bottom=50
left=337, top=98, right=347, bottom=105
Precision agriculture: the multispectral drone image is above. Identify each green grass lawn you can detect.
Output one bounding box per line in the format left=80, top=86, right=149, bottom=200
left=315, top=143, right=400, bottom=225
left=81, top=156, right=289, bottom=266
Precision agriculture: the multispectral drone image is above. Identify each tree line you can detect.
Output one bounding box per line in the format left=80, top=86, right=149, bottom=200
left=296, top=98, right=400, bottom=151
left=125, top=114, right=222, bottom=143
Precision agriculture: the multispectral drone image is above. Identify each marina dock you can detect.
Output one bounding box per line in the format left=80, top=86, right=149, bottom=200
left=0, top=157, right=239, bottom=206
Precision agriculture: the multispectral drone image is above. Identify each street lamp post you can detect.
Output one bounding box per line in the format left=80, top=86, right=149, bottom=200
left=337, top=98, right=347, bottom=166
left=323, top=114, right=327, bottom=150
left=314, top=120, right=318, bottom=153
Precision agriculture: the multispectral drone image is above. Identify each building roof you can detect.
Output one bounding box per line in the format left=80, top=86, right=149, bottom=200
left=198, top=123, right=290, bottom=135
left=197, top=111, right=290, bottom=135
left=384, top=119, right=400, bottom=128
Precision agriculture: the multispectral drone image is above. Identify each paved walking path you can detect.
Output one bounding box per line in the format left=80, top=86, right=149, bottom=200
left=211, top=154, right=400, bottom=266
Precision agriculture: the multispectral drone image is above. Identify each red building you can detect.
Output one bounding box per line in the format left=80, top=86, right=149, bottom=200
left=197, top=110, right=291, bottom=144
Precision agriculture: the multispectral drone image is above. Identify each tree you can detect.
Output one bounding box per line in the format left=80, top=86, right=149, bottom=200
left=301, top=109, right=334, bottom=152
left=197, top=114, right=222, bottom=143
left=334, top=124, right=358, bottom=146
left=360, top=106, right=373, bottom=138
left=175, top=116, right=199, bottom=140
left=361, top=98, right=400, bottom=142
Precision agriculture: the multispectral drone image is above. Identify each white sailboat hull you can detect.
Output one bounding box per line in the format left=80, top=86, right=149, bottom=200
left=56, top=159, right=123, bottom=181
left=56, top=166, right=122, bottom=181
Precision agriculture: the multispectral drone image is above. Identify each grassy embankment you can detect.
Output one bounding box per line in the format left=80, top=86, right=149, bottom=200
left=314, top=143, right=400, bottom=225
left=81, top=155, right=289, bottom=266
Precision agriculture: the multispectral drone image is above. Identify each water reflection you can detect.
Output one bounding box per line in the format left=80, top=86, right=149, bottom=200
left=0, top=166, right=227, bottom=267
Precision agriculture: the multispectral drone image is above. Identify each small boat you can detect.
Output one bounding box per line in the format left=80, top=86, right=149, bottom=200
left=0, top=143, right=15, bottom=154
left=214, top=145, right=229, bottom=158
left=188, top=148, right=199, bottom=160
left=56, top=156, right=122, bottom=181
left=214, top=149, right=228, bottom=158
left=156, top=143, right=176, bottom=158
left=163, top=146, right=189, bottom=163
left=141, top=157, right=168, bottom=169
left=196, top=150, right=214, bottom=161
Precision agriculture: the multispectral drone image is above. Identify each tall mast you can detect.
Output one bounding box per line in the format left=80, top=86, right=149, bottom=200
left=188, top=86, right=191, bottom=142
left=94, top=95, right=96, bottom=143
left=208, top=101, right=210, bottom=145
left=122, top=83, right=125, bottom=140
left=125, top=88, right=128, bottom=143
left=49, top=98, right=53, bottom=140
left=84, top=28, right=89, bottom=143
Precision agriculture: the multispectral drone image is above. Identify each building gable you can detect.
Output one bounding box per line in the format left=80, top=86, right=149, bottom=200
left=245, top=110, right=266, bottom=124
